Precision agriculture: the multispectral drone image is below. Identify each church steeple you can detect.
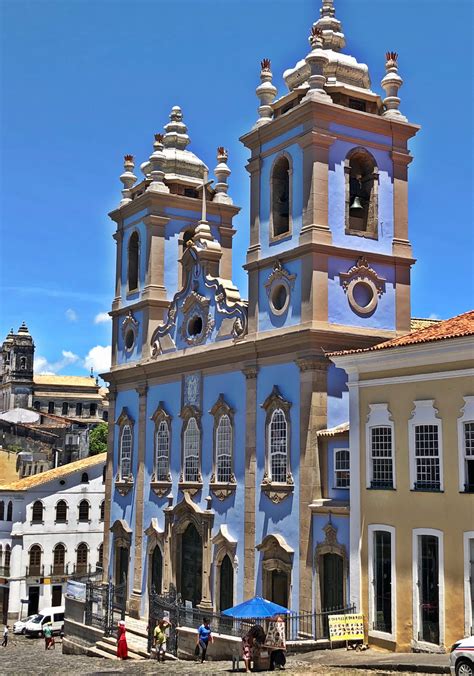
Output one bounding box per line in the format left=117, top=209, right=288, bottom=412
left=314, top=0, right=345, bottom=51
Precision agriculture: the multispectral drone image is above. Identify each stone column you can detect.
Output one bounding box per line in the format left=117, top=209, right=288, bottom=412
left=102, top=386, right=117, bottom=584
left=162, top=505, right=173, bottom=593
left=198, top=511, right=214, bottom=611
left=129, top=382, right=148, bottom=618
left=112, top=230, right=123, bottom=310
left=299, top=130, right=335, bottom=245
left=142, top=215, right=168, bottom=300
left=243, top=364, right=258, bottom=600
left=296, top=355, right=328, bottom=614
left=391, top=150, right=413, bottom=257
left=246, top=157, right=261, bottom=260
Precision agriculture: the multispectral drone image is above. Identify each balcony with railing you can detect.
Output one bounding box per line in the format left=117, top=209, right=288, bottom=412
left=50, top=563, right=69, bottom=576
left=26, top=564, right=44, bottom=577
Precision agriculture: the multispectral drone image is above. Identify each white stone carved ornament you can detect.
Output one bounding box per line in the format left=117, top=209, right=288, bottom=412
left=340, top=256, right=386, bottom=315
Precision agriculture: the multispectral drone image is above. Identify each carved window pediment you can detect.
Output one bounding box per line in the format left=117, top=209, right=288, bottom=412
left=110, top=518, right=132, bottom=548
left=121, top=310, right=139, bottom=352
left=151, top=401, right=172, bottom=491
left=261, top=386, right=293, bottom=499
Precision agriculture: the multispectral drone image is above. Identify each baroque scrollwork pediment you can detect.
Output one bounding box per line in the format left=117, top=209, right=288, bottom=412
left=340, top=256, right=386, bottom=315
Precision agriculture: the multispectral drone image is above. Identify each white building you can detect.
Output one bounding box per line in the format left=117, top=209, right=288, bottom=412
left=0, top=454, right=106, bottom=622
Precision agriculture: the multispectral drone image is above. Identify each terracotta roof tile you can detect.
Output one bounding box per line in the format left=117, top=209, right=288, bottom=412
left=34, top=375, right=99, bottom=388
left=329, top=310, right=474, bottom=357
left=0, top=453, right=105, bottom=491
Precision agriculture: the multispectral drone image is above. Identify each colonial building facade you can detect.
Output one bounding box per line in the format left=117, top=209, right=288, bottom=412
left=103, top=0, right=420, bottom=619
left=0, top=454, right=105, bottom=623
left=331, top=312, right=474, bottom=652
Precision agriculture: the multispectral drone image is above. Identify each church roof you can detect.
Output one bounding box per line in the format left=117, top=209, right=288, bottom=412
left=0, top=453, right=105, bottom=491
left=330, top=310, right=474, bottom=357
left=34, top=375, right=101, bottom=388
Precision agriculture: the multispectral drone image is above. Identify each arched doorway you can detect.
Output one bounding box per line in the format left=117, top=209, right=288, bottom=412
left=180, top=523, right=202, bottom=607
left=115, top=545, right=129, bottom=586
left=320, top=553, right=344, bottom=610
left=219, top=554, right=234, bottom=612
left=271, top=570, right=289, bottom=608
left=151, top=546, right=163, bottom=594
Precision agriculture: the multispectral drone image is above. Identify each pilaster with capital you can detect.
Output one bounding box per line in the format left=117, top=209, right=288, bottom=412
left=129, top=383, right=148, bottom=618
left=198, top=508, right=214, bottom=611
left=299, top=129, right=335, bottom=245
left=162, top=505, right=173, bottom=593
left=243, top=364, right=258, bottom=599
left=102, top=386, right=117, bottom=584
left=112, top=230, right=124, bottom=309
left=296, top=354, right=329, bottom=613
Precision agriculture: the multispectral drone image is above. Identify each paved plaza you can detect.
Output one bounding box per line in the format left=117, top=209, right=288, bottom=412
left=0, top=635, right=450, bottom=675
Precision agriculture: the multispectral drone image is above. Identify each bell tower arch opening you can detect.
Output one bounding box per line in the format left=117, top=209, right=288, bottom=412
left=271, top=155, right=291, bottom=239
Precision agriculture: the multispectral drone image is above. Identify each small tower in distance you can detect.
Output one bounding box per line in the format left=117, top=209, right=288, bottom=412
left=0, top=323, right=35, bottom=411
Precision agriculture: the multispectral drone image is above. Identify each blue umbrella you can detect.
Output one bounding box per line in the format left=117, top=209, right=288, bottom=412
left=221, top=596, right=290, bottom=618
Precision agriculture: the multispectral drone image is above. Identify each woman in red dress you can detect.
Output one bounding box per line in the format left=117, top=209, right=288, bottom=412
left=116, top=620, right=128, bottom=660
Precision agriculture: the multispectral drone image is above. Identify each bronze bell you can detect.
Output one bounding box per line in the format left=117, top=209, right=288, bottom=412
left=350, top=195, right=364, bottom=211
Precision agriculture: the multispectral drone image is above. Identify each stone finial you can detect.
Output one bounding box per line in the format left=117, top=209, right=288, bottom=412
left=254, top=58, right=277, bottom=128
left=381, top=52, right=407, bottom=121
left=313, top=0, right=345, bottom=51
left=163, top=105, right=190, bottom=150
left=213, top=146, right=233, bottom=205
left=147, top=133, right=170, bottom=194
left=18, top=321, right=30, bottom=334
left=119, top=155, right=137, bottom=206
left=302, top=27, right=332, bottom=103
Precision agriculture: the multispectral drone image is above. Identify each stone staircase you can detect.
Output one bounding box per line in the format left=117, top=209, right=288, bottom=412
left=90, top=615, right=177, bottom=662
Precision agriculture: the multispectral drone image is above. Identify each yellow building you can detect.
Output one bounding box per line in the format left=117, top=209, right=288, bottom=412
left=331, top=311, right=474, bottom=652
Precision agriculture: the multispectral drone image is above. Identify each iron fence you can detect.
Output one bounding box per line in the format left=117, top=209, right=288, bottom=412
left=84, top=578, right=126, bottom=637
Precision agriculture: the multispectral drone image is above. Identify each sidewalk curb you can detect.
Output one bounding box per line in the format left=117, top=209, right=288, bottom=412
left=330, top=663, right=450, bottom=673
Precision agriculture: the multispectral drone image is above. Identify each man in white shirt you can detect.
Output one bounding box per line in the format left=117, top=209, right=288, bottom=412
left=1, top=625, right=8, bottom=647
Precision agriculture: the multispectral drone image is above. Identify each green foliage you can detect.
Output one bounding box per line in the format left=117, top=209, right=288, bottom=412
left=6, top=444, right=22, bottom=454
left=89, top=422, right=108, bottom=455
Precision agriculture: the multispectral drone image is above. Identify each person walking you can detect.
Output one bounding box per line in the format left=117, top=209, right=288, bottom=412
left=153, top=617, right=170, bottom=662
left=1, top=625, right=8, bottom=647
left=196, top=618, right=213, bottom=663
left=43, top=622, right=52, bottom=650
left=116, top=620, right=128, bottom=660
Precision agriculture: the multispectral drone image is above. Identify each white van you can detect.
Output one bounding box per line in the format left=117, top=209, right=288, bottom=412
left=24, top=606, right=64, bottom=637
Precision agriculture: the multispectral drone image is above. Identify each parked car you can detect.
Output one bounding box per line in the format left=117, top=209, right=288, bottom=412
left=450, top=635, right=474, bottom=676
left=24, top=606, right=65, bottom=637
left=13, top=615, right=38, bottom=634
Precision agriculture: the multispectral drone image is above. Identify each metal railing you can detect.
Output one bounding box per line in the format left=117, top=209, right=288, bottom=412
left=26, top=564, right=44, bottom=577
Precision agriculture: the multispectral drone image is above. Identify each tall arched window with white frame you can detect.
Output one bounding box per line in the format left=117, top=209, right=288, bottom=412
left=119, top=424, right=133, bottom=480
left=183, top=417, right=200, bottom=482
left=155, top=420, right=170, bottom=482
left=216, top=414, right=232, bottom=483
left=458, top=396, right=474, bottom=493
left=269, top=409, right=288, bottom=483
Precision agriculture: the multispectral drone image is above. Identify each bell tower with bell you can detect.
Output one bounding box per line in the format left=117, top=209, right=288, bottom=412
left=241, top=1, right=419, bottom=347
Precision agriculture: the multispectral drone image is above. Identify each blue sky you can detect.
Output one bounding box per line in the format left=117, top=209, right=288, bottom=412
left=1, top=0, right=473, bottom=378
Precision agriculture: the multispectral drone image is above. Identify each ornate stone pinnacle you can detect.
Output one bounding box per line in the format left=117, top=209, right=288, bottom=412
left=313, top=0, right=345, bottom=51
left=214, top=147, right=232, bottom=205
left=119, top=154, right=137, bottom=206
left=302, top=24, right=332, bottom=103
left=163, top=105, right=190, bottom=150
left=254, top=58, right=277, bottom=128
left=147, top=132, right=169, bottom=194
left=381, top=51, right=407, bottom=122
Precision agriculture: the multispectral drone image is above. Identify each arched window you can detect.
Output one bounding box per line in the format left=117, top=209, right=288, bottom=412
left=216, top=414, right=232, bottom=483
left=48, top=401, right=55, bottom=414
left=78, top=500, right=90, bottom=522
left=19, top=356, right=27, bottom=370
left=100, top=500, right=105, bottom=521
left=269, top=409, right=288, bottom=483
left=81, top=472, right=89, bottom=483
left=97, top=543, right=104, bottom=571
left=345, top=147, right=378, bottom=236
left=271, top=155, right=291, bottom=238
left=4, top=545, right=11, bottom=574
left=32, top=500, right=44, bottom=524
left=0, top=501, right=4, bottom=520
left=155, top=420, right=170, bottom=482
left=55, top=500, right=67, bottom=523
left=119, top=425, right=133, bottom=480
left=6, top=501, right=12, bottom=521
left=127, top=230, right=140, bottom=291
left=76, top=543, right=88, bottom=575
left=29, top=544, right=42, bottom=575
left=53, top=543, right=66, bottom=575
left=183, top=417, right=200, bottom=482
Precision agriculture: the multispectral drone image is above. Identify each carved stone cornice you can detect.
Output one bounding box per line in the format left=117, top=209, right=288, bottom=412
left=114, top=479, right=134, bottom=496
left=135, top=383, right=148, bottom=397
left=242, top=365, right=258, bottom=380
left=150, top=480, right=172, bottom=498
left=209, top=480, right=237, bottom=501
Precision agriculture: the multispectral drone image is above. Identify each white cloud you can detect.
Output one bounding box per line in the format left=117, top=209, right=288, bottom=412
left=34, top=350, right=80, bottom=374
left=65, top=308, right=78, bottom=322
left=94, top=312, right=111, bottom=324
left=428, top=313, right=441, bottom=320
left=84, top=345, right=112, bottom=375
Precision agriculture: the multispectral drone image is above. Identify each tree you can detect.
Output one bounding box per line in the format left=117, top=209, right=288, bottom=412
left=89, top=423, right=108, bottom=455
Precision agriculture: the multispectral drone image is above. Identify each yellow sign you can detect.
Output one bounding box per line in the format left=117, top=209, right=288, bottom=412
left=328, top=613, right=364, bottom=642
left=43, top=578, right=51, bottom=585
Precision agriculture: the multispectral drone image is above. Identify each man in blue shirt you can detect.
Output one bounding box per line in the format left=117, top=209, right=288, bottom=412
left=196, top=618, right=213, bottom=663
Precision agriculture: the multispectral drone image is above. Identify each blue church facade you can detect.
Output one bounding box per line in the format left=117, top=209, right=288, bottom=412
left=102, top=1, right=419, bottom=619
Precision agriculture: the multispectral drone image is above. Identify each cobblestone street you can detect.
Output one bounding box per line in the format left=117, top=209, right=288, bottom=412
left=0, top=635, right=447, bottom=675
